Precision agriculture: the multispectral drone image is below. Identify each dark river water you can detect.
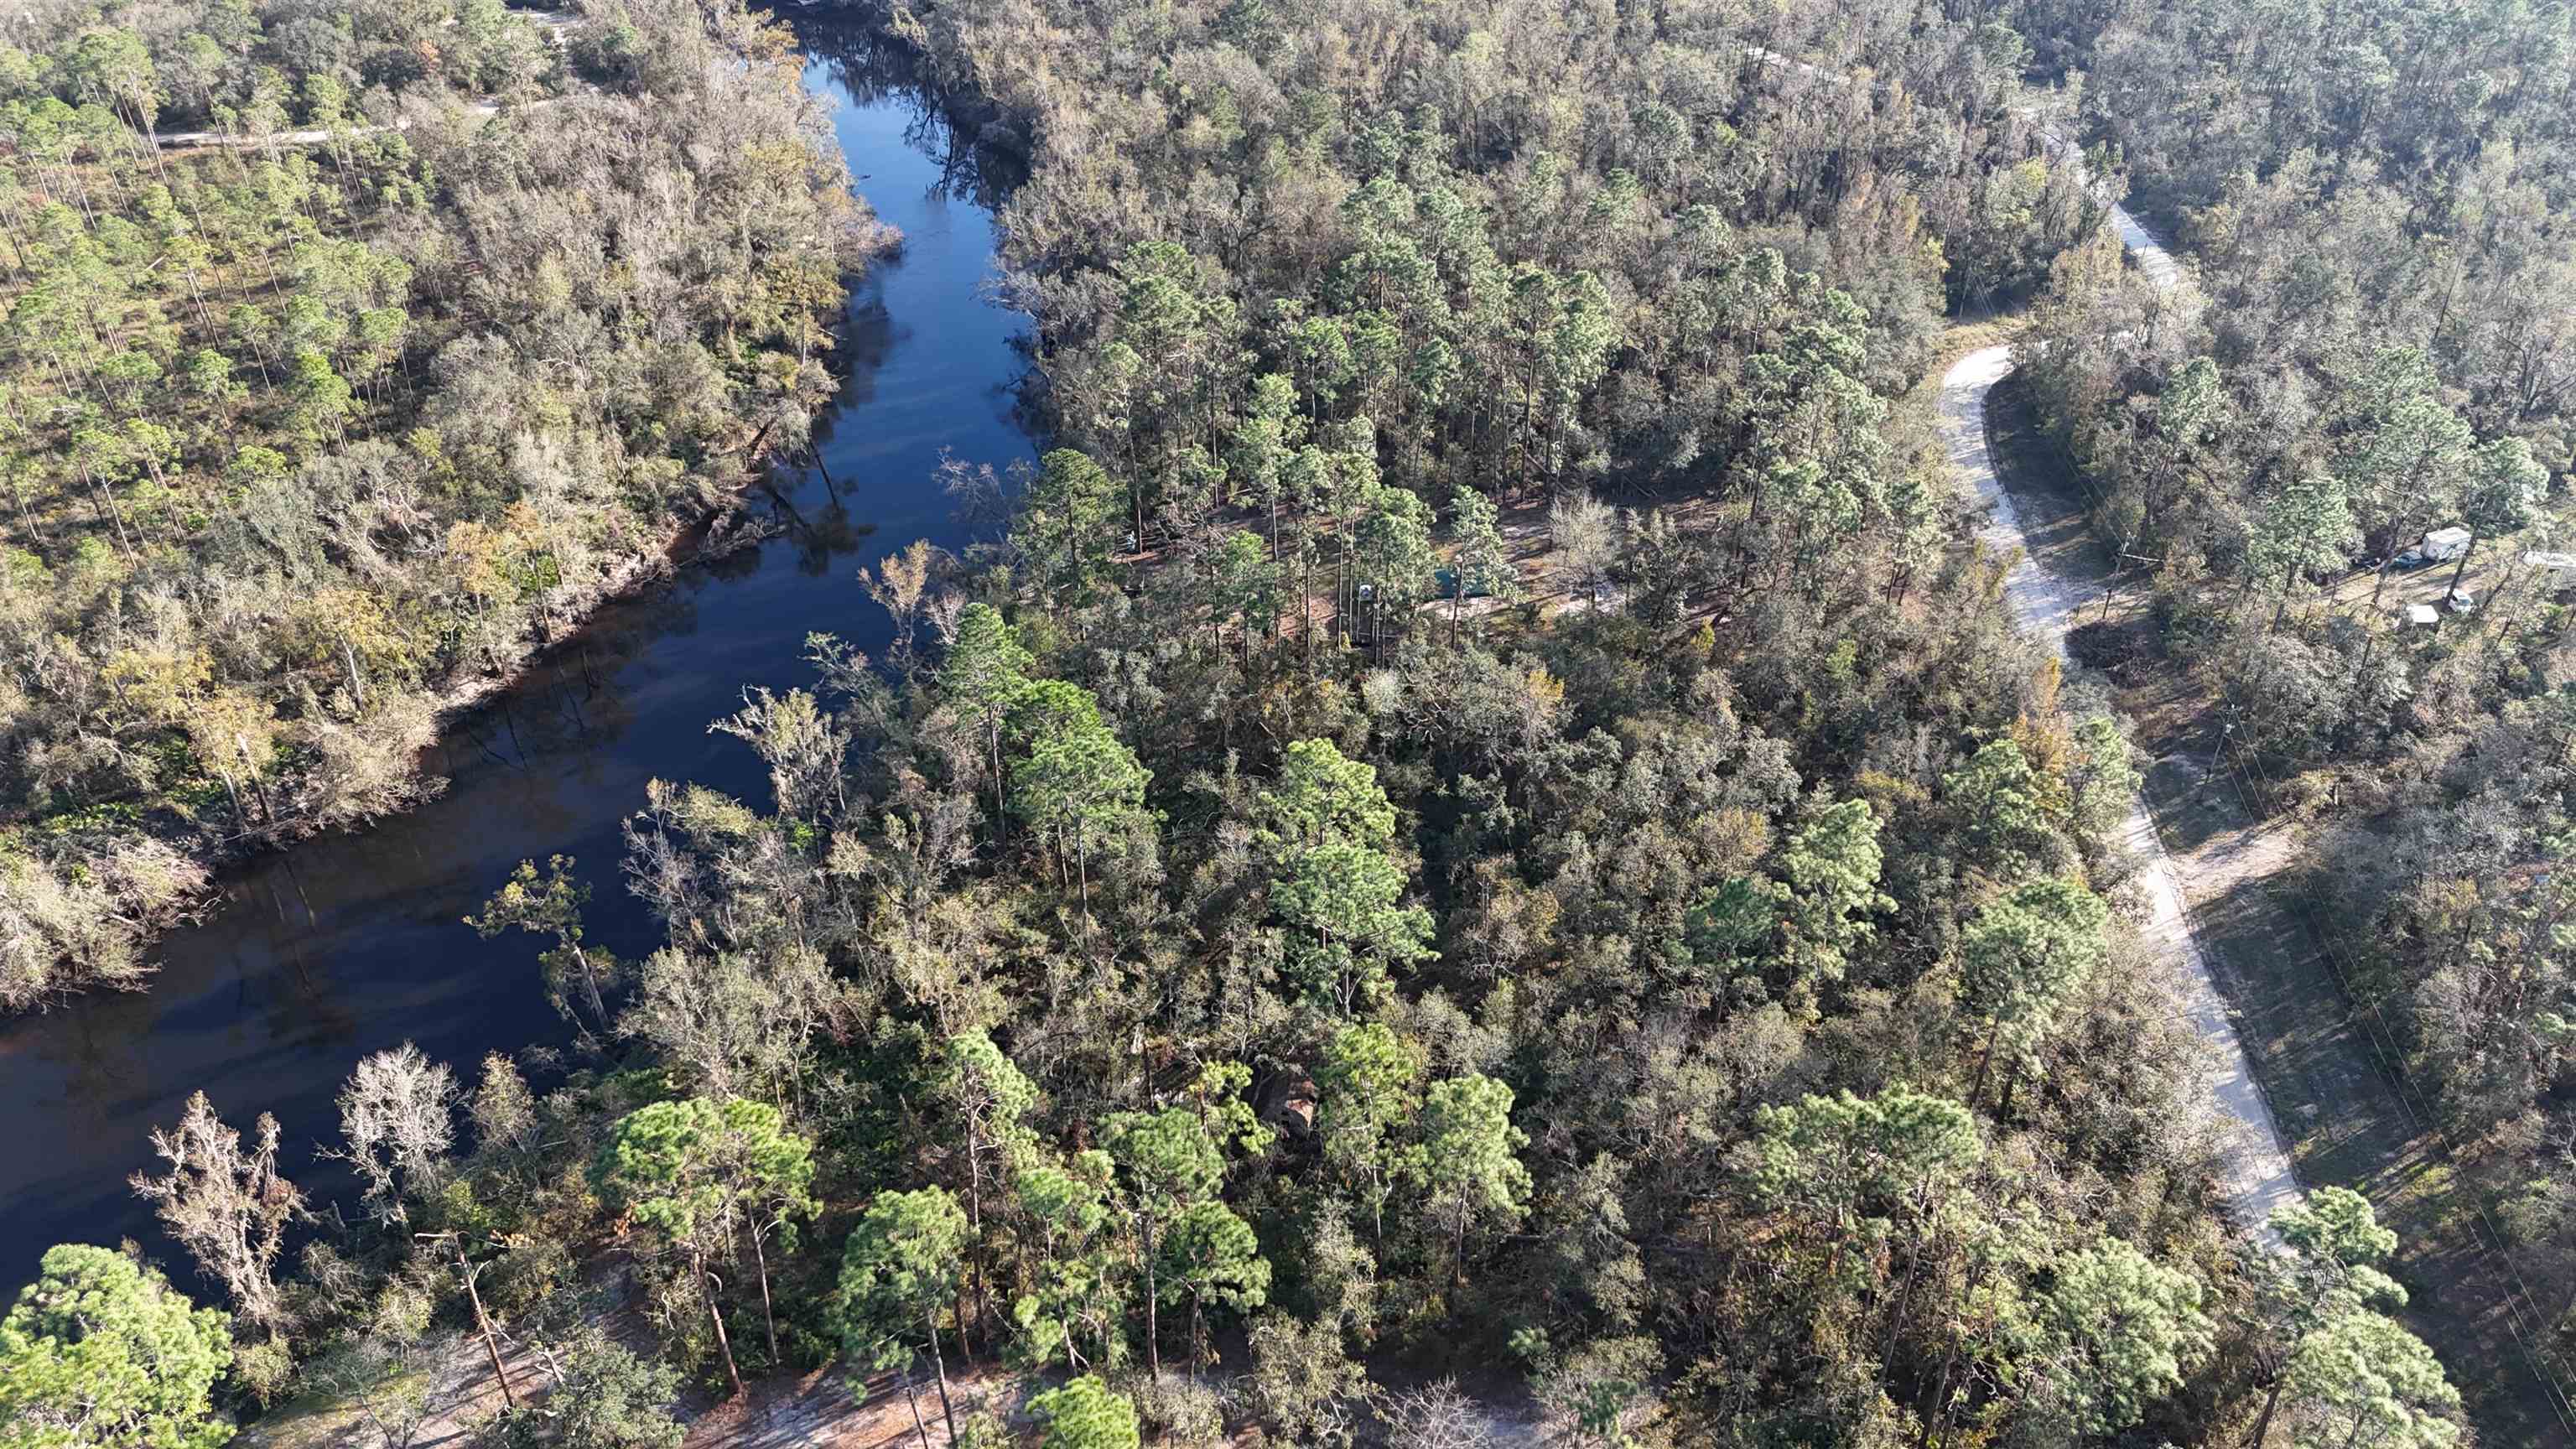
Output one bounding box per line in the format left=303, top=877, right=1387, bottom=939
left=0, top=26, right=1032, bottom=1292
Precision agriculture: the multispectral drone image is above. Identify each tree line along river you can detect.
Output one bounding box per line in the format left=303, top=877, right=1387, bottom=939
left=0, top=23, right=1034, bottom=1291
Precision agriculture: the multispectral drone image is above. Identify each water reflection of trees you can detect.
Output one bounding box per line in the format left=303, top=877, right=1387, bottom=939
left=434, top=581, right=698, bottom=786
left=797, top=16, right=1027, bottom=206
left=0, top=18, right=1038, bottom=1289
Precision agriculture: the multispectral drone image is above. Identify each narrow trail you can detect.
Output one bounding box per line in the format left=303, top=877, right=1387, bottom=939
left=1940, top=209, right=2300, bottom=1247
left=155, top=102, right=501, bottom=149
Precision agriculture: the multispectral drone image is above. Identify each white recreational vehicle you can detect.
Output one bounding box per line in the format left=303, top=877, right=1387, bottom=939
left=2393, top=527, right=2474, bottom=568
left=2529, top=551, right=2576, bottom=591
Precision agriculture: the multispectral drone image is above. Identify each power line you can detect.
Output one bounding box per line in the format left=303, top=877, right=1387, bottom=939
left=1981, top=304, right=2576, bottom=1440
left=2205, top=658, right=2576, bottom=1440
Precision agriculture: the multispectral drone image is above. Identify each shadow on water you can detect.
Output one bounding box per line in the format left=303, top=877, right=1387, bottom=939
left=0, top=20, right=1037, bottom=1290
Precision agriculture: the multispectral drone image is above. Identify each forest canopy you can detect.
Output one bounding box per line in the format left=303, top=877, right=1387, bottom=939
left=5, top=0, right=2554, bottom=1443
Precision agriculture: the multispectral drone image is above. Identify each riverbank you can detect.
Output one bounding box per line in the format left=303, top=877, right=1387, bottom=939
left=0, top=26, right=1038, bottom=1290
left=0, top=9, right=896, bottom=1014
left=86, top=208, right=905, bottom=983
left=0, top=10, right=2335, bottom=1446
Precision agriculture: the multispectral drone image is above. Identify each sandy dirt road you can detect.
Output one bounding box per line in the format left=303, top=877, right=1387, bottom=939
left=1940, top=195, right=2299, bottom=1244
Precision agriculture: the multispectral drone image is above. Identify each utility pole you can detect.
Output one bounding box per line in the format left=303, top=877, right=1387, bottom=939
left=417, top=1232, right=515, bottom=1410
left=2099, top=556, right=2158, bottom=625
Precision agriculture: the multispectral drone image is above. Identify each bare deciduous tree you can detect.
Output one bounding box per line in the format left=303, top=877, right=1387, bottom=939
left=130, top=1090, right=304, bottom=1332
left=860, top=538, right=954, bottom=678
left=1381, top=1379, right=1501, bottom=1449
left=330, top=1042, right=458, bottom=1223
left=621, top=943, right=840, bottom=1105
left=1549, top=490, right=1618, bottom=607
left=709, top=687, right=850, bottom=823
left=470, top=1052, right=538, bottom=1157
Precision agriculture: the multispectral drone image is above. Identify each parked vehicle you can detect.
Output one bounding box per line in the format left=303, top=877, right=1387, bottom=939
left=1436, top=565, right=1494, bottom=600
left=2394, top=527, right=2474, bottom=569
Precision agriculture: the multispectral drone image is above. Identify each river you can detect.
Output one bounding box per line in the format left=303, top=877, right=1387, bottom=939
left=0, top=23, right=1033, bottom=1291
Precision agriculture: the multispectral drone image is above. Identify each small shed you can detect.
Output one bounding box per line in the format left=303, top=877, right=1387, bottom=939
left=2404, top=603, right=2441, bottom=628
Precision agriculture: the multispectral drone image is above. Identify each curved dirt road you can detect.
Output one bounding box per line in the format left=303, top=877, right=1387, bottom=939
left=1941, top=207, right=2298, bottom=1244
left=1745, top=41, right=2295, bottom=1243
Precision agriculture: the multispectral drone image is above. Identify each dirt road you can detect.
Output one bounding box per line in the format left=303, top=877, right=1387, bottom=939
left=1940, top=226, right=2299, bottom=1246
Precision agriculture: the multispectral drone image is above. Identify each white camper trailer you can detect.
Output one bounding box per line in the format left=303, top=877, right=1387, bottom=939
left=2395, top=527, right=2474, bottom=568
left=2529, top=551, right=2576, bottom=591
